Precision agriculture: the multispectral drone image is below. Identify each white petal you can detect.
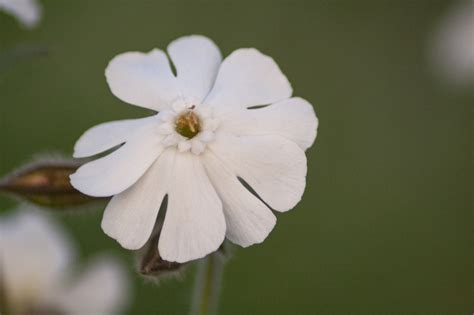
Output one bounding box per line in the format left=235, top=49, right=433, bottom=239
left=430, top=0, right=474, bottom=86
left=209, top=133, right=307, bottom=212
left=73, top=117, right=156, bottom=158
left=167, top=35, right=222, bottom=104
left=216, top=97, right=318, bottom=150
left=57, top=256, right=129, bottom=315
left=159, top=153, right=226, bottom=263
left=0, top=210, right=73, bottom=310
left=0, top=0, right=41, bottom=28
left=203, top=152, right=276, bottom=247
left=204, top=48, right=292, bottom=108
left=198, top=130, right=214, bottom=143
left=191, top=139, right=205, bottom=155
left=101, top=149, right=176, bottom=250
left=105, top=49, right=182, bottom=111
left=70, top=127, right=163, bottom=197
left=159, top=111, right=175, bottom=122
left=162, top=133, right=180, bottom=147
left=157, top=122, right=174, bottom=135
left=178, top=140, right=191, bottom=152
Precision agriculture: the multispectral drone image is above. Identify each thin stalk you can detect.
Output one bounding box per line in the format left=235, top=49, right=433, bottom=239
left=190, top=252, right=225, bottom=315
left=0, top=266, right=9, bottom=315
left=0, top=44, right=51, bottom=75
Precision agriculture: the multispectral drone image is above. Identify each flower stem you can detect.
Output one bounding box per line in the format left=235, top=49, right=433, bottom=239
left=190, top=252, right=225, bottom=315
left=0, top=271, right=10, bottom=315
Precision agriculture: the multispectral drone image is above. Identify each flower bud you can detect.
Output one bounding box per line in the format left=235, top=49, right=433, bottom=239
left=0, top=158, right=103, bottom=208
left=138, top=235, right=186, bottom=278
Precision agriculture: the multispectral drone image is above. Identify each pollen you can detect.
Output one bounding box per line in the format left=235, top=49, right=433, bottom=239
left=175, top=109, right=201, bottom=139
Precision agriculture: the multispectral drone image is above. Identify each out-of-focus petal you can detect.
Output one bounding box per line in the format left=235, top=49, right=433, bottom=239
left=430, top=0, right=474, bottom=86
left=0, top=210, right=73, bottom=311
left=57, top=255, right=129, bottom=315
left=0, top=0, right=41, bottom=28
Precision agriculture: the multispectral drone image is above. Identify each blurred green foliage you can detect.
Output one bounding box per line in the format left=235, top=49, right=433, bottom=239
left=0, top=0, right=471, bottom=314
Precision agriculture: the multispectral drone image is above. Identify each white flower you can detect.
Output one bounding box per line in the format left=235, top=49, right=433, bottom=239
left=430, top=0, right=474, bottom=86
left=70, top=35, right=318, bottom=263
left=0, top=0, right=41, bottom=28
left=0, top=209, right=129, bottom=314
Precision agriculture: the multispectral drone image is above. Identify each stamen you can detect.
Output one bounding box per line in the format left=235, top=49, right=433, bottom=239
left=175, top=109, right=201, bottom=139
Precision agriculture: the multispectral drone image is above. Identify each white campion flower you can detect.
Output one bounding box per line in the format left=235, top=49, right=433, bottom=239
left=70, top=35, right=318, bottom=263
left=0, top=0, right=41, bottom=28
left=430, top=0, right=474, bottom=86
left=0, top=209, right=129, bottom=314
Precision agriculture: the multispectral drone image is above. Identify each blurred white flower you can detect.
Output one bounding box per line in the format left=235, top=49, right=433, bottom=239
left=70, top=35, right=318, bottom=263
left=0, top=209, right=129, bottom=314
left=0, top=0, right=41, bottom=28
left=430, top=0, right=474, bottom=86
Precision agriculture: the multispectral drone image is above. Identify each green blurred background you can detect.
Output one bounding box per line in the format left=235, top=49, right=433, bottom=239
left=0, top=0, right=472, bottom=314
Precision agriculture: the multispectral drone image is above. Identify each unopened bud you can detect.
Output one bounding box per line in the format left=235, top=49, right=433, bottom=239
left=138, top=235, right=186, bottom=278
left=0, top=158, right=103, bottom=208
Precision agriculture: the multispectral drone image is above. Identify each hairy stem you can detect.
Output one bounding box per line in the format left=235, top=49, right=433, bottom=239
left=190, top=252, right=225, bottom=315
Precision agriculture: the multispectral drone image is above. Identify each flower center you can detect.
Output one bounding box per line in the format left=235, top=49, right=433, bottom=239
left=175, top=108, right=201, bottom=139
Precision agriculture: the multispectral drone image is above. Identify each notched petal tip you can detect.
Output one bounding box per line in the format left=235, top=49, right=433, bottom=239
left=241, top=47, right=293, bottom=94
left=138, top=235, right=188, bottom=278
left=168, top=34, right=219, bottom=49
left=205, top=46, right=293, bottom=108
left=69, top=134, right=165, bottom=198
left=167, top=34, right=223, bottom=105
left=209, top=133, right=307, bottom=213
left=72, top=118, right=155, bottom=159
left=104, top=49, right=181, bottom=111
left=234, top=47, right=293, bottom=95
